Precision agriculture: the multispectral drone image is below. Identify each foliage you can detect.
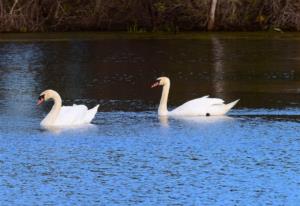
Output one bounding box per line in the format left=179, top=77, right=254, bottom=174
left=0, top=0, right=299, bottom=32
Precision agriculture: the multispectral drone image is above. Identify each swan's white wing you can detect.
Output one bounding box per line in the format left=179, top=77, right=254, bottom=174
left=84, top=105, right=99, bottom=123
left=170, top=95, right=226, bottom=116
left=55, top=104, right=89, bottom=125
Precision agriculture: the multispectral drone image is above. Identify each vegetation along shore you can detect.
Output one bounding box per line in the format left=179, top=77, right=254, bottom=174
left=1, top=0, right=299, bottom=32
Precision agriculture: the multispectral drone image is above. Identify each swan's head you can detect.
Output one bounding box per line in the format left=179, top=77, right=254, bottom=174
left=151, top=77, right=170, bottom=88
left=37, top=89, right=58, bottom=105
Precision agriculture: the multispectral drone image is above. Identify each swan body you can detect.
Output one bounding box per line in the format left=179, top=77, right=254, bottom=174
left=151, top=77, right=239, bottom=116
left=37, top=90, right=99, bottom=127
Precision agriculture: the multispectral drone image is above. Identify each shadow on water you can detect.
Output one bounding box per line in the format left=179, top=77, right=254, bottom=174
left=159, top=115, right=235, bottom=127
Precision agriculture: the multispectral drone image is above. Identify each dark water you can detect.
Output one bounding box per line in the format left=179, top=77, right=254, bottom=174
left=0, top=33, right=300, bottom=205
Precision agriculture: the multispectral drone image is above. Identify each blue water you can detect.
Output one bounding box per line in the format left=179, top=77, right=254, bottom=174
left=1, top=110, right=300, bottom=205
left=1, top=33, right=300, bottom=205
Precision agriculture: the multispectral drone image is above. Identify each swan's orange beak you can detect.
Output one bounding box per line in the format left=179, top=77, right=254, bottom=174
left=151, top=81, right=160, bottom=88
left=37, top=95, right=45, bottom=105
left=37, top=99, right=44, bottom=105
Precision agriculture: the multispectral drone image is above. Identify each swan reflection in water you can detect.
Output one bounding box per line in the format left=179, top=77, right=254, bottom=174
left=159, top=115, right=235, bottom=127
left=41, top=124, right=98, bottom=134
left=158, top=116, right=169, bottom=127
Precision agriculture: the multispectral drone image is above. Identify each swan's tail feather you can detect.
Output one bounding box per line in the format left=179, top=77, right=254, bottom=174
left=225, top=99, right=239, bottom=114
left=84, top=104, right=99, bottom=123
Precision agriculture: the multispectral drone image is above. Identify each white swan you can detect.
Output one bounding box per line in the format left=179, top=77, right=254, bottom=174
left=37, top=89, right=99, bottom=127
left=151, top=77, right=239, bottom=116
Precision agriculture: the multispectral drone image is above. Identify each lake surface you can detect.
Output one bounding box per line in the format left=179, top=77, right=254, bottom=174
left=0, top=32, right=300, bottom=205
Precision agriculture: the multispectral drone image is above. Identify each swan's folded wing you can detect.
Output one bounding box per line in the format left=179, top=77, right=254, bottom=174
left=55, top=105, right=88, bottom=125
left=170, top=96, right=225, bottom=116
left=84, top=105, right=99, bottom=123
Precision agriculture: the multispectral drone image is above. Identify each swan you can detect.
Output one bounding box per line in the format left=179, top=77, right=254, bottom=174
left=151, top=77, right=239, bottom=116
left=37, top=89, right=99, bottom=127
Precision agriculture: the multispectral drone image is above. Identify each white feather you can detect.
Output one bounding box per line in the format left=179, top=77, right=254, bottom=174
left=55, top=104, right=99, bottom=125
left=170, top=96, right=237, bottom=116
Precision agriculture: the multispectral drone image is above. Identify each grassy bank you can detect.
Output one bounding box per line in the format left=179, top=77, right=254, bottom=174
left=1, top=0, right=300, bottom=32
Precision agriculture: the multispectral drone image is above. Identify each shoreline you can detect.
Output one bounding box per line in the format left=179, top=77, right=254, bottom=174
left=0, top=31, right=300, bottom=42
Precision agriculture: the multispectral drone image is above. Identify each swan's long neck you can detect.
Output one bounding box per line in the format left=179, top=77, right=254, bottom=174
left=158, top=82, right=170, bottom=116
left=41, top=93, right=62, bottom=126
